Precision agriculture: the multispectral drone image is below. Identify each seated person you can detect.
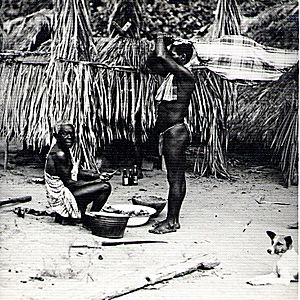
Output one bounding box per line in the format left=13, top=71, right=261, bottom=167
left=44, top=122, right=112, bottom=224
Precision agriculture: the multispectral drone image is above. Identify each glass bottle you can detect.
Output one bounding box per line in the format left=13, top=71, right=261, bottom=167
left=122, top=169, right=129, bottom=186
left=128, top=169, right=133, bottom=186
left=133, top=165, right=138, bottom=185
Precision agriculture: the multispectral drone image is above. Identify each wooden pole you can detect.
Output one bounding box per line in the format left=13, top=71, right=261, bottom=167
left=4, top=137, right=8, bottom=171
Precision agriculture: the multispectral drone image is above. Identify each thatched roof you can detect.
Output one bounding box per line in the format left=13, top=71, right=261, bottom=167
left=232, top=63, right=298, bottom=144
left=3, top=9, right=52, bottom=51
left=2, top=0, right=53, bottom=21
left=230, top=63, right=298, bottom=185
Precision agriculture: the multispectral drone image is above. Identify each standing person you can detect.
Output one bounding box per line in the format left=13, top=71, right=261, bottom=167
left=146, top=33, right=195, bottom=234
left=44, top=123, right=112, bottom=224
left=134, top=110, right=145, bottom=179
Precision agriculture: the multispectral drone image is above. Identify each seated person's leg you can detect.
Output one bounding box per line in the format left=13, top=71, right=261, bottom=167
left=72, top=180, right=112, bottom=215
left=90, top=181, right=111, bottom=211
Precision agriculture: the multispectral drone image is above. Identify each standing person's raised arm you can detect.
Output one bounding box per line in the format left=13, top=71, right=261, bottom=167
left=146, top=33, right=173, bottom=76
left=148, top=33, right=194, bottom=80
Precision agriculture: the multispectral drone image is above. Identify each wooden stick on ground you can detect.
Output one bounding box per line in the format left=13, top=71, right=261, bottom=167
left=70, top=240, right=168, bottom=248
left=91, top=254, right=220, bottom=300
left=0, top=196, right=32, bottom=207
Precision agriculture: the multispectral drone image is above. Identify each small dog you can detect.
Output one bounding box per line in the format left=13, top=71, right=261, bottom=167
left=247, top=230, right=298, bottom=286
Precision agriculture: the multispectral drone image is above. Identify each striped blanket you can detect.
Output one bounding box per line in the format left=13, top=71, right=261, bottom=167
left=190, top=35, right=298, bottom=81
left=44, top=172, right=81, bottom=219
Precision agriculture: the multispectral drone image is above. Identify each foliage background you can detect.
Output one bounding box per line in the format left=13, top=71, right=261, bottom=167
left=1, top=0, right=298, bottom=49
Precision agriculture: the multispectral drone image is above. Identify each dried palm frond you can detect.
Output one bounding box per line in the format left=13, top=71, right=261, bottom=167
left=95, top=36, right=158, bottom=143
left=24, top=0, right=99, bottom=168
left=95, top=0, right=158, bottom=145
left=0, top=10, right=4, bottom=51
left=211, top=0, right=241, bottom=38
left=108, top=0, right=144, bottom=39
left=191, top=0, right=240, bottom=178
left=0, top=53, right=49, bottom=142
left=232, top=63, right=298, bottom=186
left=189, top=69, right=233, bottom=178
left=92, top=64, right=157, bottom=144
left=0, top=0, right=157, bottom=170
left=0, top=9, right=52, bottom=138
left=272, top=100, right=298, bottom=187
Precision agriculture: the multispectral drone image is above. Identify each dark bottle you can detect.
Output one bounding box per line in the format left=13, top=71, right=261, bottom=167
left=122, top=169, right=129, bottom=186
left=133, top=165, right=138, bottom=185
left=128, top=169, right=133, bottom=186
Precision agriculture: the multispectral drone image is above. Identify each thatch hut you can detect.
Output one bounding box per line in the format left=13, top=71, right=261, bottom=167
left=229, top=1, right=299, bottom=186
left=0, top=0, right=298, bottom=186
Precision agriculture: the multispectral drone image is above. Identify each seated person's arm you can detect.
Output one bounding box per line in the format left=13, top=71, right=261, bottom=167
left=78, top=169, right=100, bottom=181
left=78, top=169, right=112, bottom=182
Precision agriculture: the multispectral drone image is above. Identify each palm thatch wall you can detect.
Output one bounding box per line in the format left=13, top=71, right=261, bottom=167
left=231, top=63, right=298, bottom=186
left=230, top=1, right=299, bottom=186
left=94, top=0, right=158, bottom=146
left=189, top=0, right=241, bottom=178
left=0, top=53, right=49, bottom=144
left=0, top=0, right=159, bottom=170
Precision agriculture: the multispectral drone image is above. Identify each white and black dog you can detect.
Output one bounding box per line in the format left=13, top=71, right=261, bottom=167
left=247, top=231, right=298, bottom=286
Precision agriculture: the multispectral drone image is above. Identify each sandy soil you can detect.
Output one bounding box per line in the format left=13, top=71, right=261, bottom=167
left=0, top=153, right=298, bottom=300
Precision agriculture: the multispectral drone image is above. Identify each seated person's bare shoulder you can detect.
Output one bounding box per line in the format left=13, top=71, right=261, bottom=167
left=48, top=145, right=66, bottom=160
left=46, top=147, right=67, bottom=174
left=55, top=149, right=66, bottom=159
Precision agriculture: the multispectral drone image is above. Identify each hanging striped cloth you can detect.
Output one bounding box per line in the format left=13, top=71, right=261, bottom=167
left=190, top=35, right=298, bottom=81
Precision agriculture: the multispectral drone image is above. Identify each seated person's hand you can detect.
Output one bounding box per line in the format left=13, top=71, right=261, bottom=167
left=99, top=172, right=113, bottom=181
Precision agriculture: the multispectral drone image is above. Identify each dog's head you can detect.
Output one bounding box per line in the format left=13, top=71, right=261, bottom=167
left=266, top=231, right=293, bottom=255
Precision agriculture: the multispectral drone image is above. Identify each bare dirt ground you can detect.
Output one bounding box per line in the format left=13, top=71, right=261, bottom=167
left=0, top=146, right=298, bottom=300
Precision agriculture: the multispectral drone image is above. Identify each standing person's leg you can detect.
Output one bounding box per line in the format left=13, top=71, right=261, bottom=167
left=149, top=124, right=189, bottom=234
left=134, top=111, right=144, bottom=179
left=134, top=143, right=144, bottom=179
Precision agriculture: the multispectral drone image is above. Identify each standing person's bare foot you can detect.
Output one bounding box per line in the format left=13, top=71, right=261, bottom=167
left=149, top=219, right=180, bottom=234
